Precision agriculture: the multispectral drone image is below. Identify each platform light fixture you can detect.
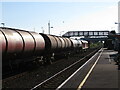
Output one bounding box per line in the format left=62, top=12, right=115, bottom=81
left=48, top=20, right=53, bottom=34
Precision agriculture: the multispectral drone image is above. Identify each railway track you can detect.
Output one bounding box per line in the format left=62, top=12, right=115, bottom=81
left=2, top=47, right=101, bottom=89
left=31, top=47, right=101, bottom=89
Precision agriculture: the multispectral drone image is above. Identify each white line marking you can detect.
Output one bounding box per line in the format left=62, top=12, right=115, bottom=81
left=56, top=48, right=103, bottom=90
left=77, top=49, right=103, bottom=90
left=31, top=49, right=99, bottom=90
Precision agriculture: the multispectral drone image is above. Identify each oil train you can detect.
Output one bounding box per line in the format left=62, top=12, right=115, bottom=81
left=0, top=27, right=89, bottom=68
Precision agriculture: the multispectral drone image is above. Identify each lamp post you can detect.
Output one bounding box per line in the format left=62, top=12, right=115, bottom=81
left=33, top=27, right=35, bottom=32
left=48, top=20, right=53, bottom=34
left=41, top=27, right=44, bottom=33
left=59, top=21, right=65, bottom=36
left=115, top=22, right=120, bottom=33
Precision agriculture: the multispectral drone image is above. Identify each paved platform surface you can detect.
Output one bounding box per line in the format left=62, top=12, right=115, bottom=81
left=58, top=48, right=119, bottom=89
left=82, top=49, right=119, bottom=89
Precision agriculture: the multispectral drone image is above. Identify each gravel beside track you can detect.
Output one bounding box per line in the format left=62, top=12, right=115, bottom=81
left=2, top=47, right=100, bottom=89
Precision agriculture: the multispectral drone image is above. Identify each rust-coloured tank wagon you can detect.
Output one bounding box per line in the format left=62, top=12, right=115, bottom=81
left=81, top=40, right=89, bottom=49
left=1, top=27, right=45, bottom=57
left=1, top=27, right=45, bottom=66
left=0, top=27, right=88, bottom=67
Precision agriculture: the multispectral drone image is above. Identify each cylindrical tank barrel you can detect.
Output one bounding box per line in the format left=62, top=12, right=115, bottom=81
left=1, top=29, right=24, bottom=55
left=0, top=28, right=45, bottom=58
left=70, top=39, right=78, bottom=48
left=66, top=38, right=72, bottom=48
left=40, top=33, right=58, bottom=52
left=0, top=31, right=6, bottom=54
left=16, top=30, right=35, bottom=54
left=54, top=36, right=62, bottom=50
left=63, top=38, right=68, bottom=48
left=59, top=37, right=66, bottom=49
left=29, top=32, right=45, bottom=54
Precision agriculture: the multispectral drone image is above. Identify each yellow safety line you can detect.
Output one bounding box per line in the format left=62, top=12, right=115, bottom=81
left=77, top=49, right=103, bottom=90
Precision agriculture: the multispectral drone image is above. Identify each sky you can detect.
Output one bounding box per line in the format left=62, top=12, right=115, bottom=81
left=0, top=0, right=119, bottom=36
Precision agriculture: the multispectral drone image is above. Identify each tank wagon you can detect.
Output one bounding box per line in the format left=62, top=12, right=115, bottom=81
left=81, top=40, right=89, bottom=50
left=0, top=27, right=88, bottom=67
left=0, top=27, right=45, bottom=67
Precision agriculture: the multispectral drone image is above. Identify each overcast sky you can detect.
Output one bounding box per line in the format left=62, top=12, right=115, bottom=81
left=0, top=0, right=119, bottom=35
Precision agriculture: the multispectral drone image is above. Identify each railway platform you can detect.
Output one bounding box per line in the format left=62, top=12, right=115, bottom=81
left=57, top=48, right=119, bottom=89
